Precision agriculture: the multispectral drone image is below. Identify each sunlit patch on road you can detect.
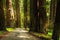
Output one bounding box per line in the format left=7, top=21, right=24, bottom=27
left=17, top=35, right=30, bottom=38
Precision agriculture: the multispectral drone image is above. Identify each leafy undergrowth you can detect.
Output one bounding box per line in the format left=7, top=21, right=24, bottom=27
left=23, top=28, right=29, bottom=30
left=0, top=31, right=6, bottom=35
left=0, top=28, right=15, bottom=39
left=0, top=28, right=15, bottom=35
left=48, top=29, right=53, bottom=36
left=48, top=31, right=52, bottom=37
left=29, top=31, right=53, bottom=40
left=30, top=32, right=51, bottom=38
left=6, top=28, right=15, bottom=32
left=26, top=28, right=52, bottom=39
left=59, top=38, right=60, bottom=40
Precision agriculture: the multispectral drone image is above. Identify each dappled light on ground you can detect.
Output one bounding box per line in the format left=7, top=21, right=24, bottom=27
left=1, top=28, right=39, bottom=40
left=17, top=35, right=30, bottom=38
left=14, top=29, right=28, bottom=32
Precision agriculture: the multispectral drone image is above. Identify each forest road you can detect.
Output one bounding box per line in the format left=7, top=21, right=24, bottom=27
left=1, top=28, right=40, bottom=40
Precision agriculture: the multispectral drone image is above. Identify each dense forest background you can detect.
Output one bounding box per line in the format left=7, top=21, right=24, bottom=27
left=0, top=0, right=60, bottom=40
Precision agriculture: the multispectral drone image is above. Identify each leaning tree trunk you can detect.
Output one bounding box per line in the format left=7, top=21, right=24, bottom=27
left=52, top=0, right=60, bottom=40
left=15, top=0, right=21, bottom=27
left=6, top=0, right=15, bottom=27
left=0, top=0, right=6, bottom=30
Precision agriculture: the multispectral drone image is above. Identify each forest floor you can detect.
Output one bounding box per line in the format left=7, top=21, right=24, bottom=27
left=0, top=28, right=40, bottom=40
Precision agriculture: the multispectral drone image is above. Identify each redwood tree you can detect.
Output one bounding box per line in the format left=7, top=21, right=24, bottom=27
left=15, top=0, right=21, bottom=27
left=50, top=0, right=57, bottom=28
left=29, top=0, right=37, bottom=32
left=6, top=0, right=15, bottom=27
left=39, top=0, right=47, bottom=34
left=52, top=0, right=60, bottom=40
left=29, top=0, right=40, bottom=32
left=23, top=0, right=27, bottom=29
left=0, top=0, right=6, bottom=30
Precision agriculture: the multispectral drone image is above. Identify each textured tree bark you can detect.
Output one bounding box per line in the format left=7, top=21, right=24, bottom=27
left=50, top=0, right=57, bottom=28
left=52, top=0, right=60, bottom=40
left=6, top=0, right=15, bottom=27
left=29, top=0, right=37, bottom=32
left=39, top=0, right=47, bottom=34
left=15, top=0, right=21, bottom=27
left=29, top=0, right=40, bottom=32
left=34, top=0, right=40, bottom=32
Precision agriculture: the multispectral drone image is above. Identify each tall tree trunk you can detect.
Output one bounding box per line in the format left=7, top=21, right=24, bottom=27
left=39, top=0, right=47, bottom=34
left=29, top=0, right=36, bottom=32
left=52, top=0, right=60, bottom=40
left=23, top=0, right=27, bottom=29
left=34, top=0, right=40, bottom=32
left=29, top=0, right=34, bottom=31
left=50, top=0, right=57, bottom=28
left=29, top=0, right=39, bottom=32
left=15, top=0, right=21, bottom=27
left=0, top=0, right=6, bottom=30
left=6, top=0, right=15, bottom=27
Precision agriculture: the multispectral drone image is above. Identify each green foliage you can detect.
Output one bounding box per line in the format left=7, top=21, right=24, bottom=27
left=0, top=28, right=15, bottom=35
left=48, top=31, right=52, bottom=37
left=12, top=0, right=15, bottom=10
left=30, top=32, right=51, bottom=39
left=20, top=0, right=24, bottom=28
left=59, top=38, right=60, bottom=40
left=0, top=31, right=4, bottom=35
left=6, top=28, right=15, bottom=32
